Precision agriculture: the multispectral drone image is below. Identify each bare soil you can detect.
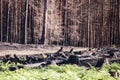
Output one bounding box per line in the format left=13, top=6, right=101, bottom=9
left=0, top=42, right=87, bottom=56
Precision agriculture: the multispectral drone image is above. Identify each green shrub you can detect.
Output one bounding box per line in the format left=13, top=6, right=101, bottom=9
left=0, top=62, right=120, bottom=80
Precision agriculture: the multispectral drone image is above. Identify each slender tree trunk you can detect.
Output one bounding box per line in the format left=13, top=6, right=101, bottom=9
left=6, top=0, right=10, bottom=42
left=31, top=6, right=34, bottom=44
left=25, top=0, right=29, bottom=44
left=88, top=0, right=90, bottom=47
left=64, top=0, right=67, bottom=46
left=18, top=0, right=22, bottom=43
left=15, top=0, right=18, bottom=43
left=41, top=0, right=47, bottom=44
left=118, top=0, right=120, bottom=45
left=1, top=0, right=3, bottom=42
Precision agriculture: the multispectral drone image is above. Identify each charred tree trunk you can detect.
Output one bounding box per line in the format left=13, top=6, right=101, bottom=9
left=6, top=0, right=10, bottom=42
left=0, top=0, right=3, bottom=42
left=15, top=0, right=18, bottom=43
left=25, top=0, right=29, bottom=44
left=88, top=0, right=90, bottom=47
left=0, top=0, right=120, bottom=47
left=41, top=0, right=47, bottom=44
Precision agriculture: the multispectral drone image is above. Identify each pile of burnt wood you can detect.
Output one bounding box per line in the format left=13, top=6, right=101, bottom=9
left=0, top=47, right=120, bottom=68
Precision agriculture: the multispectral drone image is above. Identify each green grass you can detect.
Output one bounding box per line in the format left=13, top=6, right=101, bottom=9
left=0, top=62, right=120, bottom=80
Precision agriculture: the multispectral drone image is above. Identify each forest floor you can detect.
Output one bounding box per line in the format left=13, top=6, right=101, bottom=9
left=0, top=42, right=87, bottom=56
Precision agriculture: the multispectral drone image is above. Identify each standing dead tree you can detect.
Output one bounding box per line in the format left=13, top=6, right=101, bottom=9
left=6, top=0, right=10, bottom=42
left=0, top=0, right=3, bottom=42
left=63, top=0, right=82, bottom=46
left=25, top=0, right=29, bottom=44
left=45, top=0, right=63, bottom=45
left=0, top=0, right=120, bottom=47
left=30, top=0, right=44, bottom=45
left=15, top=0, right=18, bottom=43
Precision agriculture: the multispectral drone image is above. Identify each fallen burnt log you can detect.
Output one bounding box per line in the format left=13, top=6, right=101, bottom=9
left=23, top=55, right=120, bottom=68
left=6, top=55, right=120, bottom=69
left=67, top=55, right=100, bottom=67
left=0, top=53, right=48, bottom=64
left=24, top=59, right=68, bottom=68
left=67, top=54, right=120, bottom=67
left=0, top=47, right=120, bottom=68
left=22, top=51, right=120, bottom=68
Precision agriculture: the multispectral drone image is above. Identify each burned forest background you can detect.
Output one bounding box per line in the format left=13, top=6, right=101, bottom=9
left=0, top=0, right=120, bottom=47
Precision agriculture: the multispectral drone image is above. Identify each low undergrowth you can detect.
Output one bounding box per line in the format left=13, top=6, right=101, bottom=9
left=0, top=62, right=120, bottom=80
